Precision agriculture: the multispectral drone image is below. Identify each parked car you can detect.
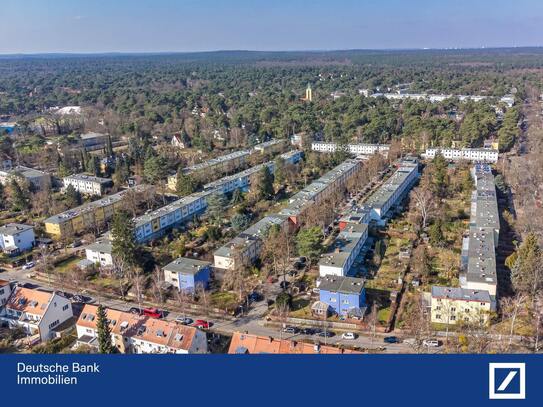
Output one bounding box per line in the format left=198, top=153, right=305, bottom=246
left=301, top=328, right=317, bottom=335
left=175, top=316, right=193, bottom=325
left=315, top=330, right=335, bottom=338
left=22, top=262, right=35, bottom=270
left=194, top=319, right=211, bottom=329
left=68, top=240, right=82, bottom=248
left=422, top=339, right=441, bottom=347
left=384, top=336, right=399, bottom=344
left=342, top=332, right=357, bottom=340
left=72, top=294, right=93, bottom=304
left=129, top=307, right=143, bottom=315
left=143, top=308, right=163, bottom=319
left=282, top=326, right=298, bottom=334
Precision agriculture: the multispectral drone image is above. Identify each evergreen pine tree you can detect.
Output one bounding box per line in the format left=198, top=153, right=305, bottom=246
left=96, top=305, right=115, bottom=354
left=175, top=169, right=195, bottom=196
left=257, top=165, right=274, bottom=200
left=111, top=210, right=137, bottom=267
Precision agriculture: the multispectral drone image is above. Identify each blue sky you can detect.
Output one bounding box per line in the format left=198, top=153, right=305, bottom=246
left=1, top=0, right=542, bottom=53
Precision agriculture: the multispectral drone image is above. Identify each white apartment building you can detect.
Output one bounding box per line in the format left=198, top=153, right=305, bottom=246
left=0, top=223, right=35, bottom=255
left=84, top=238, right=114, bottom=267
left=63, top=173, right=112, bottom=196
left=0, top=287, right=73, bottom=342
left=423, top=148, right=499, bottom=163
left=311, top=142, right=390, bottom=156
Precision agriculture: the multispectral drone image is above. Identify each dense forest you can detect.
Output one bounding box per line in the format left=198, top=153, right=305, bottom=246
left=0, top=48, right=541, bottom=167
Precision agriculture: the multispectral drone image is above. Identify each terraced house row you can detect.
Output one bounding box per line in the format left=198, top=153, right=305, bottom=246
left=167, top=139, right=287, bottom=190
left=317, top=158, right=419, bottom=279
left=311, top=141, right=390, bottom=156
left=45, top=151, right=301, bottom=242
left=430, top=163, right=500, bottom=325
left=133, top=150, right=301, bottom=243
left=214, top=159, right=363, bottom=270
left=44, top=185, right=149, bottom=239
left=76, top=304, right=207, bottom=354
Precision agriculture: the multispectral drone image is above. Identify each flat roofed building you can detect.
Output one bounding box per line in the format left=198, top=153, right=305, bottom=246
left=461, top=227, right=497, bottom=296
left=0, top=165, right=51, bottom=191
left=311, top=142, right=389, bottom=156
left=63, top=173, right=112, bottom=196
left=80, top=132, right=107, bottom=147
left=228, top=332, right=361, bottom=354
left=319, top=223, right=368, bottom=277
left=423, top=147, right=498, bottom=163
left=365, top=159, right=419, bottom=222
left=163, top=257, right=211, bottom=291
left=0, top=223, right=35, bottom=255
left=214, top=214, right=288, bottom=270
left=44, top=185, right=148, bottom=239
left=431, top=286, right=494, bottom=325
left=252, top=139, right=286, bottom=154
left=76, top=304, right=207, bottom=354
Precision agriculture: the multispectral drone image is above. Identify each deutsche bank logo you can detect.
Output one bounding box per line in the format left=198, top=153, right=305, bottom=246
left=489, top=363, right=526, bottom=399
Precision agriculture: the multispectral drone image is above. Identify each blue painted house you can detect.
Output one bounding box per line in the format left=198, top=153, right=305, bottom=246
left=318, top=275, right=366, bottom=316
left=163, top=257, right=211, bottom=292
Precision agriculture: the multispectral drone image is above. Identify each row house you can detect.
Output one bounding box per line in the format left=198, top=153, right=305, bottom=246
left=76, top=305, right=207, bottom=354
left=365, top=159, right=420, bottom=223
left=214, top=214, right=289, bottom=270
left=44, top=185, right=148, bottom=239
left=311, top=142, right=390, bottom=156
left=214, top=160, right=362, bottom=270
left=134, top=192, right=208, bottom=243
left=229, top=332, right=361, bottom=354
left=432, top=162, right=500, bottom=324
left=318, top=223, right=368, bottom=277
left=423, top=148, right=499, bottom=163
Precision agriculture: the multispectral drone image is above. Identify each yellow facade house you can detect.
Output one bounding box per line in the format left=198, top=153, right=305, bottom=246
left=430, top=286, right=495, bottom=325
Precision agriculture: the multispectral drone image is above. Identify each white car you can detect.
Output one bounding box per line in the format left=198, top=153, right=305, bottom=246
left=422, top=339, right=440, bottom=347
left=341, top=332, right=356, bottom=340
left=22, top=262, right=35, bottom=270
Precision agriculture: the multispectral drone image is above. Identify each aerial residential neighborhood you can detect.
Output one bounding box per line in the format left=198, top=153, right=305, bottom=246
left=1, top=8, right=543, bottom=361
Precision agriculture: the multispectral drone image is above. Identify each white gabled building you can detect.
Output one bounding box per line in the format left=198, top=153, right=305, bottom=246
left=423, top=148, right=498, bottom=163
left=0, top=223, right=35, bottom=255
left=0, top=287, right=73, bottom=342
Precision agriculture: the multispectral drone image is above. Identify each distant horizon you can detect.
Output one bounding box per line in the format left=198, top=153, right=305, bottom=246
left=1, top=45, right=543, bottom=57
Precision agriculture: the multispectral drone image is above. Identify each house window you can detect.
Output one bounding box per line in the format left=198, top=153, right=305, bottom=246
left=450, top=315, right=456, bottom=321
left=435, top=314, right=441, bottom=320
left=450, top=307, right=456, bottom=312
left=329, top=297, right=337, bottom=302
left=62, top=304, right=69, bottom=311
left=435, top=306, right=441, bottom=311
